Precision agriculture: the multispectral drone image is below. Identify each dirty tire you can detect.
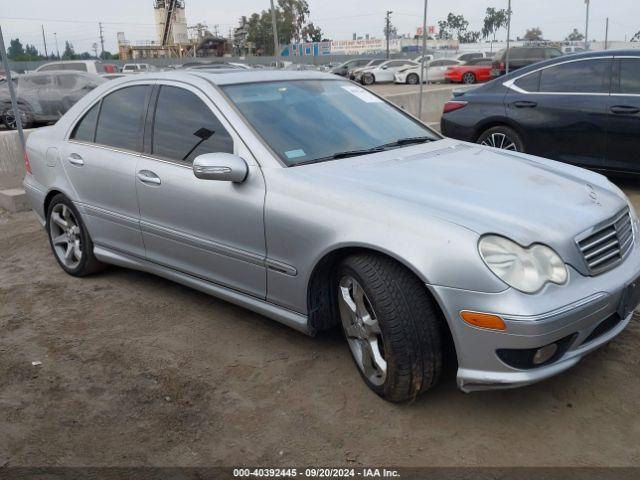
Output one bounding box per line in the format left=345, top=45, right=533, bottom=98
left=477, top=125, right=524, bottom=152
left=337, top=254, right=443, bottom=402
left=46, top=194, right=105, bottom=277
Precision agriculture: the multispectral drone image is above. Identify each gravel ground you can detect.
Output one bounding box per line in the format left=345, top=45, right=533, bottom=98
left=1, top=181, right=639, bottom=468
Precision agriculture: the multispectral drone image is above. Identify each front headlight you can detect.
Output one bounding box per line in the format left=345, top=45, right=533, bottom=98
left=479, top=235, right=568, bottom=294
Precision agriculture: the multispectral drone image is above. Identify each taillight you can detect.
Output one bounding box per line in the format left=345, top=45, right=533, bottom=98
left=24, top=150, right=32, bottom=174
left=443, top=101, right=468, bottom=114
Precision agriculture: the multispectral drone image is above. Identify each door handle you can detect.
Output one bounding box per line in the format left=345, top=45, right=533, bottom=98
left=513, top=100, right=538, bottom=109
left=137, top=170, right=161, bottom=185
left=67, top=153, right=84, bottom=166
left=610, top=105, right=640, bottom=115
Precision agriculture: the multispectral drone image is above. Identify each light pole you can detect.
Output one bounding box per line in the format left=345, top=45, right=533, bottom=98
left=505, top=0, right=512, bottom=74
left=269, top=0, right=279, bottom=59
left=54, top=32, right=60, bottom=59
left=0, top=25, right=26, bottom=152
left=418, top=0, right=429, bottom=120
left=584, top=0, right=590, bottom=50
left=385, top=11, right=393, bottom=59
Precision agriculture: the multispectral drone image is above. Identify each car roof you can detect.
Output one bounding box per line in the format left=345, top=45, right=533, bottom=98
left=106, top=69, right=340, bottom=86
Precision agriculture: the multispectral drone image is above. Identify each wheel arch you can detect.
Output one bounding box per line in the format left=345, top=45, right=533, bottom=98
left=473, top=117, right=526, bottom=145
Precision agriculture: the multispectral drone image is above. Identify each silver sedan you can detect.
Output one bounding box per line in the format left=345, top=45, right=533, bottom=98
left=23, top=70, right=640, bottom=402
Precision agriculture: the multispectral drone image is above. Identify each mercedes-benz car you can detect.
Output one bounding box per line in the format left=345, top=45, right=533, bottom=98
left=23, top=70, right=639, bottom=402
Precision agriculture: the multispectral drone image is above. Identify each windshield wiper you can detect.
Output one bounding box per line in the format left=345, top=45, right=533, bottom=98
left=379, top=136, right=434, bottom=148
left=294, top=146, right=386, bottom=166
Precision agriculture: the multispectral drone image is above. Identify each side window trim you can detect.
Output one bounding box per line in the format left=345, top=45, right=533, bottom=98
left=504, top=56, right=614, bottom=95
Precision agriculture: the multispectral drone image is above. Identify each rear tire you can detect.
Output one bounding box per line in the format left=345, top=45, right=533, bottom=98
left=336, top=254, right=444, bottom=402
left=407, top=73, right=419, bottom=85
left=46, top=194, right=105, bottom=277
left=477, top=126, right=524, bottom=152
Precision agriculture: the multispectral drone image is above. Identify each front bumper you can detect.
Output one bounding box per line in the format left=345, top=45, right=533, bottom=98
left=429, top=239, right=640, bottom=393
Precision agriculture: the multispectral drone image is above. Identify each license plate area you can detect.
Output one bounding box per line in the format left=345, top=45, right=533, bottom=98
left=620, top=274, right=640, bottom=319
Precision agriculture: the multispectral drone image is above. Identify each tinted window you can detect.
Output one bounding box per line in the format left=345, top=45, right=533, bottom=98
left=39, top=64, right=60, bottom=71
left=65, top=63, right=88, bottom=72
left=152, top=86, right=233, bottom=163
left=618, top=58, right=640, bottom=94
left=539, top=59, right=610, bottom=93
left=514, top=71, right=541, bottom=92
left=95, top=86, right=148, bottom=151
left=71, top=103, right=100, bottom=142
left=547, top=49, right=563, bottom=59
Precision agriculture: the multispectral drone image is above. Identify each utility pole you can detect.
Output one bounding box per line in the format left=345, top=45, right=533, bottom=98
left=41, top=25, right=48, bottom=57
left=418, top=0, right=429, bottom=120
left=604, top=17, right=609, bottom=50
left=54, top=32, right=60, bottom=59
left=385, top=11, right=393, bottom=59
left=99, top=22, right=105, bottom=57
left=505, top=0, right=512, bottom=74
left=0, top=25, right=26, bottom=152
left=584, top=0, right=590, bottom=50
left=269, top=0, right=279, bottom=58
left=92, top=42, right=99, bottom=58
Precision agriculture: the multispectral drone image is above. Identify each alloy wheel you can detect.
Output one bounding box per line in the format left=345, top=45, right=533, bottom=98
left=338, top=275, right=387, bottom=386
left=462, top=73, right=476, bottom=84
left=49, top=203, right=83, bottom=269
left=481, top=132, right=518, bottom=151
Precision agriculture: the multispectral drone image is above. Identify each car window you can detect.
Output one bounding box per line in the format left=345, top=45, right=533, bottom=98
left=539, top=59, right=611, bottom=93
left=525, top=48, right=545, bottom=60
left=510, top=48, right=528, bottom=61
left=387, top=61, right=406, bottom=68
left=64, top=63, right=88, bottom=72
left=152, top=86, right=233, bottom=163
left=430, top=60, right=445, bottom=67
left=442, top=60, right=459, bottom=66
left=223, top=80, right=438, bottom=166
left=23, top=75, right=53, bottom=87
left=38, top=64, right=60, bottom=72
left=514, top=71, right=541, bottom=92
left=547, top=49, right=563, bottom=59
left=70, top=102, right=100, bottom=142
left=618, top=58, right=640, bottom=94
left=56, top=74, right=79, bottom=89
left=95, top=85, right=148, bottom=152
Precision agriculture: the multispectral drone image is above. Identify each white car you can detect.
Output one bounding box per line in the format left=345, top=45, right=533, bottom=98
left=356, top=59, right=419, bottom=85
left=36, top=60, right=108, bottom=75
left=394, top=59, right=462, bottom=84
left=122, top=63, right=155, bottom=74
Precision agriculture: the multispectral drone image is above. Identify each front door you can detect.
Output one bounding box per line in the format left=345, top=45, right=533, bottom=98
left=62, top=84, right=150, bottom=257
left=605, top=57, right=640, bottom=173
left=506, top=57, right=611, bottom=168
left=135, top=83, right=267, bottom=298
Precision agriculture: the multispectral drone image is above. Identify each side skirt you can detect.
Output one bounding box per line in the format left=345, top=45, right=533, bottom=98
left=93, top=245, right=312, bottom=336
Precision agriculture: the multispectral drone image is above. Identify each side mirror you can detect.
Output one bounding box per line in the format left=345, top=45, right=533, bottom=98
left=192, top=153, right=248, bottom=183
left=381, top=66, right=388, bottom=70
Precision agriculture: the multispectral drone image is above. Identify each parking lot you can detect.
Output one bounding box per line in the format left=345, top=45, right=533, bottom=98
left=1, top=175, right=639, bottom=468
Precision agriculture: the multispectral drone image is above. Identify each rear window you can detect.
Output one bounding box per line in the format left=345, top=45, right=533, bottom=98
left=514, top=71, right=541, bottom=92
left=71, top=103, right=100, bottom=142
left=618, top=58, right=640, bottom=95
left=539, top=59, right=611, bottom=93
left=94, top=86, right=149, bottom=152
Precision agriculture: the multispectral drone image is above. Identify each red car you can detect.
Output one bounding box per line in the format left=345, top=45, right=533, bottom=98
left=445, top=58, right=494, bottom=84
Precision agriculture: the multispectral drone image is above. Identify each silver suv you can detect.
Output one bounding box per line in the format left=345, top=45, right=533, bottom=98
left=23, top=70, right=639, bottom=401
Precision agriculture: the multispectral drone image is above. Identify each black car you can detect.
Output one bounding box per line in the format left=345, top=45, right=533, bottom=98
left=492, top=46, right=563, bottom=76
left=441, top=50, right=640, bottom=174
left=331, top=58, right=374, bottom=77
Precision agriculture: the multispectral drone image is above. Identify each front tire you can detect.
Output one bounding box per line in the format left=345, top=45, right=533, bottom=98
left=46, top=194, right=105, bottom=276
left=361, top=73, right=375, bottom=86
left=406, top=73, right=419, bottom=85
left=462, top=72, right=476, bottom=84
left=336, top=254, right=444, bottom=402
left=477, top=126, right=524, bottom=152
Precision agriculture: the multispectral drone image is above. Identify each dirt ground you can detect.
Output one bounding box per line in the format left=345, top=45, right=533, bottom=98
left=1, top=180, right=640, bottom=468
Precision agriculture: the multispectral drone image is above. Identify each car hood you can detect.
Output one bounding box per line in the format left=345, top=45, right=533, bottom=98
left=299, top=139, right=627, bottom=249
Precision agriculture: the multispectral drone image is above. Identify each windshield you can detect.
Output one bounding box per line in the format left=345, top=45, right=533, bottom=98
left=223, top=80, right=439, bottom=166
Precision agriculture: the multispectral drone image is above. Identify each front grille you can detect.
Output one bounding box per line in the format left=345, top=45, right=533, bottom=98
left=577, top=209, right=634, bottom=276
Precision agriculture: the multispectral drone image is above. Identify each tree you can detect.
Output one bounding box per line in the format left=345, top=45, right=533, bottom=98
left=278, top=0, right=310, bottom=44
left=7, top=38, right=25, bottom=60
left=524, top=27, right=544, bottom=41
left=436, top=13, right=479, bottom=43
left=632, top=31, right=640, bottom=42
left=566, top=28, right=584, bottom=41
left=62, top=41, right=76, bottom=60
left=301, top=22, right=323, bottom=42
left=383, top=19, right=398, bottom=41
left=24, top=44, right=39, bottom=58
left=482, top=8, right=509, bottom=44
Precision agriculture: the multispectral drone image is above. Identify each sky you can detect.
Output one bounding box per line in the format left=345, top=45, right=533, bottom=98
left=1, top=0, right=639, bottom=56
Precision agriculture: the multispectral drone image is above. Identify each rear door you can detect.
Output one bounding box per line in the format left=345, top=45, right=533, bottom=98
left=505, top=57, right=612, bottom=168
left=605, top=56, right=640, bottom=172
left=135, top=82, right=267, bottom=298
left=62, top=83, right=151, bottom=257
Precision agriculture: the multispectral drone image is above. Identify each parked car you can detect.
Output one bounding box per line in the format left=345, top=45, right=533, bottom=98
left=0, top=69, right=19, bottom=81
left=356, top=59, right=419, bottom=85
left=331, top=59, right=373, bottom=77
left=349, top=59, right=385, bottom=80
left=413, top=54, right=435, bottom=64
left=36, top=60, right=109, bottom=75
left=562, top=45, right=587, bottom=55
left=122, top=63, right=155, bottom=74
left=1, top=71, right=105, bottom=129
left=441, top=50, right=640, bottom=174
left=456, top=51, right=490, bottom=63
left=492, top=46, right=563, bottom=76
left=23, top=69, right=639, bottom=401
left=395, top=59, right=462, bottom=84
left=445, top=58, right=494, bottom=84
